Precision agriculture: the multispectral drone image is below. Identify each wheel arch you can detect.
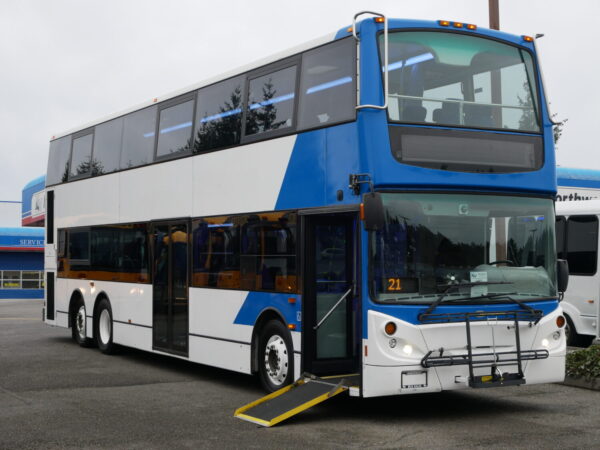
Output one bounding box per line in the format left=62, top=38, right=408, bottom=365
left=250, top=307, right=288, bottom=374
left=67, top=289, right=85, bottom=328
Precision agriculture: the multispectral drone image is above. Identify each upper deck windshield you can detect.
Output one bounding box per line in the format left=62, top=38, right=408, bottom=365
left=379, top=31, right=540, bottom=132
left=371, top=193, right=556, bottom=304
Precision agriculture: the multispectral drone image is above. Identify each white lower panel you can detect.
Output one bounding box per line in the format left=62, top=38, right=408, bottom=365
left=363, top=364, right=442, bottom=397
left=189, top=334, right=251, bottom=374
left=56, top=310, right=69, bottom=328
left=113, top=322, right=153, bottom=352
left=524, top=355, right=565, bottom=384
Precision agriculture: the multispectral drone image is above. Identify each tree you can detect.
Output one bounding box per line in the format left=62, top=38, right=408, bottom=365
left=194, top=86, right=243, bottom=152
left=552, top=113, right=568, bottom=145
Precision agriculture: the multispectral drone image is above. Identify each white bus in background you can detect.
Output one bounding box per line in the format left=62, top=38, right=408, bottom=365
left=556, top=200, right=600, bottom=346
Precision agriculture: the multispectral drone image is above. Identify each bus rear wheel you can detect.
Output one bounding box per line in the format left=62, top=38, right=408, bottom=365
left=71, top=297, right=93, bottom=347
left=258, top=320, right=294, bottom=393
left=94, top=298, right=117, bottom=354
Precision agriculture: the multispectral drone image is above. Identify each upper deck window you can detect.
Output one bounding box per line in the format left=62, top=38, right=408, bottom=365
left=297, top=38, right=356, bottom=131
left=194, top=76, right=244, bottom=152
left=245, top=65, right=297, bottom=137
left=156, top=98, right=194, bottom=159
left=47, top=136, right=71, bottom=186
left=93, top=118, right=123, bottom=175
left=120, top=106, right=157, bottom=170
left=379, top=31, right=540, bottom=133
left=69, top=133, right=94, bottom=179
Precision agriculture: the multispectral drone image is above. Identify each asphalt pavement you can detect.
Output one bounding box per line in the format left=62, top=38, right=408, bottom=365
left=1, top=298, right=599, bottom=449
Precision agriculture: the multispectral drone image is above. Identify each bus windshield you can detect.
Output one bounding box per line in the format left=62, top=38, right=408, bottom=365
left=370, top=193, right=556, bottom=304
left=379, top=31, right=540, bottom=132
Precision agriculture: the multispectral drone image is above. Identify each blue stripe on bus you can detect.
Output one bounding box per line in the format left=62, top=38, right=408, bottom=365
left=160, top=121, right=193, bottom=134
left=199, top=109, right=242, bottom=123
left=249, top=93, right=294, bottom=110
left=306, top=77, right=353, bottom=95
left=234, top=291, right=302, bottom=332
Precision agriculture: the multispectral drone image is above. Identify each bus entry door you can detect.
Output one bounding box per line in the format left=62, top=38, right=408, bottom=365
left=302, top=213, right=359, bottom=376
left=152, top=221, right=189, bottom=356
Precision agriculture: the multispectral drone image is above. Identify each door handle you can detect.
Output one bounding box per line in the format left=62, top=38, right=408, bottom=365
left=314, top=288, right=352, bottom=331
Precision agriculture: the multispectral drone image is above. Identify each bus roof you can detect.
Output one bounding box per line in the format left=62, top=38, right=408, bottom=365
left=557, top=167, right=600, bottom=189
left=50, top=16, right=537, bottom=141
left=51, top=31, right=337, bottom=140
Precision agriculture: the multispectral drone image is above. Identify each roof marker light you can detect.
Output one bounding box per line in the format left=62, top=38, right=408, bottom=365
left=347, top=27, right=353, bottom=33
left=453, top=22, right=464, bottom=28
left=523, top=35, right=534, bottom=42
left=374, top=17, right=385, bottom=23
left=466, top=24, right=477, bottom=30
left=438, top=20, right=450, bottom=26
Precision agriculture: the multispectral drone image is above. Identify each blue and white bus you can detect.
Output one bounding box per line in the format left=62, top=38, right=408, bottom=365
left=44, top=13, right=567, bottom=397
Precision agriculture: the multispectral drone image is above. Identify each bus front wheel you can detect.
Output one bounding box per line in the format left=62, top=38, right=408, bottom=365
left=94, top=298, right=117, bottom=354
left=258, top=320, right=294, bottom=392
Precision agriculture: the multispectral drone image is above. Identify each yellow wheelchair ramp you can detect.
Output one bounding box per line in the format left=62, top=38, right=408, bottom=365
left=234, top=374, right=359, bottom=427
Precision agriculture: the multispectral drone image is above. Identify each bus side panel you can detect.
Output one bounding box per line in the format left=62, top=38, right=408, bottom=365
left=95, top=280, right=153, bottom=350
left=561, top=273, right=600, bottom=339
left=193, top=136, right=296, bottom=218
left=188, top=288, right=252, bottom=374
left=53, top=277, right=73, bottom=329
left=53, top=174, right=120, bottom=229
left=120, top=158, right=192, bottom=224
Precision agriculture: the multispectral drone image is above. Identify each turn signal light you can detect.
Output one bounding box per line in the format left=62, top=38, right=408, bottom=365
left=523, top=35, right=534, bottom=42
left=384, top=321, right=397, bottom=336
left=556, top=315, right=566, bottom=328
left=288, top=324, right=296, bottom=330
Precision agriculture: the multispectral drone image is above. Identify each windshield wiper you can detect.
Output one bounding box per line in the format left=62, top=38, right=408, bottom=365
left=417, top=281, right=514, bottom=321
left=494, top=294, right=539, bottom=319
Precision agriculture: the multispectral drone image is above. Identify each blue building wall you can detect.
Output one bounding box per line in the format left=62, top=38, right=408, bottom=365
left=21, top=175, right=45, bottom=227
left=0, top=227, right=44, bottom=299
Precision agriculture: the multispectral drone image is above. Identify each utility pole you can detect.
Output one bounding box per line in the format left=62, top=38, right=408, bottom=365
left=489, top=0, right=506, bottom=262
left=489, top=0, right=500, bottom=29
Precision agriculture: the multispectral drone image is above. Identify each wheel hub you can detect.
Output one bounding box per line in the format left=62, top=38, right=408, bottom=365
left=76, top=305, right=86, bottom=339
left=264, top=334, right=288, bottom=386
left=99, top=309, right=111, bottom=345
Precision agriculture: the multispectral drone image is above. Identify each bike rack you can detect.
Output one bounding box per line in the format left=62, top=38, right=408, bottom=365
left=420, top=310, right=548, bottom=388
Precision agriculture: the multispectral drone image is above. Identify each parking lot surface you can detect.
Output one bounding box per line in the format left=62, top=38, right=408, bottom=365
left=1, top=298, right=599, bottom=449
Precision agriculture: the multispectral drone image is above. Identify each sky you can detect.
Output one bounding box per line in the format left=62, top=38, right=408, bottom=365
left=0, top=0, right=598, bottom=201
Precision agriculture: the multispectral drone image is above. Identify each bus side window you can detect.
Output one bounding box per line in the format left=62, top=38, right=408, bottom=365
left=194, top=76, right=244, bottom=153
left=297, top=37, right=356, bottom=131
left=245, top=65, right=297, bottom=137
left=555, top=216, right=566, bottom=260
left=566, top=215, right=598, bottom=275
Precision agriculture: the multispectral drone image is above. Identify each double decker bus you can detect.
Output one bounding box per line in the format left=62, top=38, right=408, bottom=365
left=44, top=13, right=567, bottom=400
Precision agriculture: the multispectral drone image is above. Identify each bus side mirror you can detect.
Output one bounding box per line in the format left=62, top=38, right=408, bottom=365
left=363, top=192, right=384, bottom=231
left=557, top=259, right=569, bottom=297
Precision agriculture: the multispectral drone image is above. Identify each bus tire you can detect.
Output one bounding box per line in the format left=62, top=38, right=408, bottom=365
left=71, top=297, right=93, bottom=347
left=94, top=298, right=117, bottom=354
left=258, top=320, right=294, bottom=393
left=565, top=315, right=595, bottom=347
